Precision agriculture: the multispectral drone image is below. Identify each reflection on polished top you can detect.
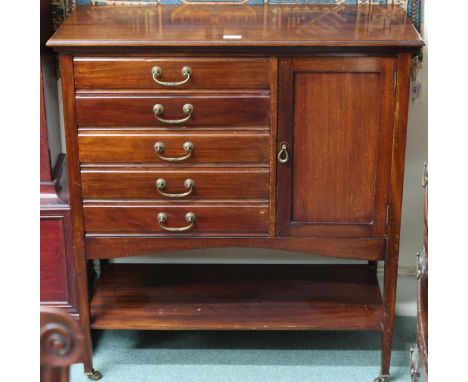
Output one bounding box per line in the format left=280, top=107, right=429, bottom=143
left=48, top=4, right=423, bottom=49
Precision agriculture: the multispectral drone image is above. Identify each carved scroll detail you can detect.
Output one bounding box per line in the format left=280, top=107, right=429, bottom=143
left=40, top=307, right=83, bottom=368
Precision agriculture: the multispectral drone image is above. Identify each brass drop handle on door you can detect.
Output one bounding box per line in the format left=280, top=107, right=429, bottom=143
left=153, top=103, right=193, bottom=125
left=277, top=143, right=289, bottom=164
left=153, top=142, right=194, bottom=162
left=157, top=212, right=196, bottom=232
left=155, top=178, right=195, bottom=198
left=151, top=65, right=192, bottom=87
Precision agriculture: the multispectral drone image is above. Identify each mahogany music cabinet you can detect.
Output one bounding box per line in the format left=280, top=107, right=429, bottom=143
left=47, top=4, right=423, bottom=381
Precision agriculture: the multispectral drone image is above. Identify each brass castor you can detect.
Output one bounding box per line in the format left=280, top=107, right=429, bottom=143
left=85, top=370, right=103, bottom=380
left=373, top=374, right=390, bottom=382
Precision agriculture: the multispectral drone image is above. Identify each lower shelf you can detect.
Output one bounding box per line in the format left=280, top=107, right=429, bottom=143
left=91, top=264, right=383, bottom=331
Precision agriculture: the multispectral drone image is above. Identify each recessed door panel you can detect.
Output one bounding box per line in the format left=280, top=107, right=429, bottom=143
left=292, top=72, right=380, bottom=224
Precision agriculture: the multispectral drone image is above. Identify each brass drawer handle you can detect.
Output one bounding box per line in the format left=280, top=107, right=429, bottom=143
left=153, top=141, right=194, bottom=162
left=157, top=212, right=196, bottom=232
left=277, top=143, right=289, bottom=164
left=153, top=103, right=193, bottom=125
left=156, top=178, right=195, bottom=198
left=151, top=66, right=192, bottom=87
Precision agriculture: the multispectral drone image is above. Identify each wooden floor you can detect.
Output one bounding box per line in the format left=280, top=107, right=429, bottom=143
left=91, top=264, right=383, bottom=331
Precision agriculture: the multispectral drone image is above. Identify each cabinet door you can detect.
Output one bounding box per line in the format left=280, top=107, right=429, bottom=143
left=277, top=57, right=396, bottom=237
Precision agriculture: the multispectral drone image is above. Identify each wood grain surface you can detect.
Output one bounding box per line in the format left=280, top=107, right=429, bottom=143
left=83, top=203, right=269, bottom=235
left=276, top=56, right=395, bottom=238
left=78, top=130, right=270, bottom=164
left=91, top=264, right=384, bottom=331
left=81, top=167, right=269, bottom=200
left=74, top=57, right=272, bottom=90
left=76, top=94, right=270, bottom=127
left=47, top=5, right=423, bottom=50
left=85, top=236, right=387, bottom=261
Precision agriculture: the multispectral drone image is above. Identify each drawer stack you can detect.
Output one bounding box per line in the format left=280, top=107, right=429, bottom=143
left=75, top=57, right=275, bottom=237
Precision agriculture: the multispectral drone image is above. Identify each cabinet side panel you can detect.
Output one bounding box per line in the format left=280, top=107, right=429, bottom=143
left=40, top=217, right=70, bottom=302
left=59, top=54, right=94, bottom=372
left=381, top=52, right=413, bottom=376
left=292, top=72, right=380, bottom=224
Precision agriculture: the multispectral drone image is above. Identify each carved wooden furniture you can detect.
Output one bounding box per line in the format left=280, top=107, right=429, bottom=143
left=410, top=166, right=428, bottom=381
left=41, top=0, right=87, bottom=376
left=41, top=0, right=81, bottom=330
left=47, top=5, right=423, bottom=381
left=41, top=306, right=83, bottom=382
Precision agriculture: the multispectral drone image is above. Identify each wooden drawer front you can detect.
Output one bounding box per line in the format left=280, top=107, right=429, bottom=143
left=83, top=204, right=269, bottom=235
left=74, top=58, right=272, bottom=90
left=76, top=95, right=270, bottom=127
left=78, top=132, right=269, bottom=164
left=81, top=168, right=269, bottom=200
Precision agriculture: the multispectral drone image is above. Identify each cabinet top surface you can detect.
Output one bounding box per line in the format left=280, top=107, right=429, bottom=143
left=48, top=4, right=423, bottom=51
